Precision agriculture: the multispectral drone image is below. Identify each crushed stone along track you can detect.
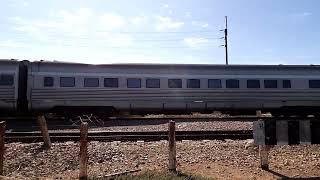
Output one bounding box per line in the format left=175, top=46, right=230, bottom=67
left=4, top=116, right=257, bottom=132
left=4, top=116, right=318, bottom=132
left=5, top=130, right=253, bottom=143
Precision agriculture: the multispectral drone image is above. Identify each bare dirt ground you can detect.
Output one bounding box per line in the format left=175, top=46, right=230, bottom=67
left=3, top=140, right=320, bottom=179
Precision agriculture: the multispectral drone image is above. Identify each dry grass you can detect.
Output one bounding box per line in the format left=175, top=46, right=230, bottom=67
left=108, top=170, right=213, bottom=180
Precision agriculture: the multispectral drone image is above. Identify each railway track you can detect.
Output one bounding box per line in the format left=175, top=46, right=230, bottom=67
left=107, top=116, right=320, bottom=121
left=3, top=116, right=317, bottom=122
left=3, top=116, right=317, bottom=132
left=5, top=130, right=253, bottom=143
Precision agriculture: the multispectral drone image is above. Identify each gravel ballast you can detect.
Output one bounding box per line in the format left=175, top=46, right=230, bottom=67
left=100, top=121, right=253, bottom=131
left=3, top=140, right=320, bottom=179
left=53, top=121, right=253, bottom=132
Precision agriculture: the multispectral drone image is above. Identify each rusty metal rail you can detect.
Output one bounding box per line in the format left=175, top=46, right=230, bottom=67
left=5, top=130, right=253, bottom=143
left=5, top=116, right=319, bottom=132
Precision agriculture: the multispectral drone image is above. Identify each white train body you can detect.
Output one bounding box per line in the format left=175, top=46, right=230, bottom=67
left=2, top=59, right=320, bottom=116
left=0, top=60, right=21, bottom=111
left=25, top=61, right=320, bottom=115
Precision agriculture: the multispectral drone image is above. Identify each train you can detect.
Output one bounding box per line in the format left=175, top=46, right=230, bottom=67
left=1, top=59, right=320, bottom=117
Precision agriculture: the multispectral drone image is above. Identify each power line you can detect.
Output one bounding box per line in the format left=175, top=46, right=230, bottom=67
left=0, top=35, right=222, bottom=42
left=2, top=33, right=221, bottom=41
left=1, top=22, right=220, bottom=34
left=0, top=40, right=221, bottom=49
left=53, top=44, right=220, bottom=49
left=95, top=30, right=219, bottom=34
left=0, top=22, right=226, bottom=51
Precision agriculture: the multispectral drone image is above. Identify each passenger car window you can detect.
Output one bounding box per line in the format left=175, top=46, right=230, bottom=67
left=264, top=80, right=277, bottom=88
left=44, top=77, right=54, bottom=87
left=226, top=79, right=239, bottom=88
left=309, top=80, right=320, bottom=88
left=104, top=78, right=118, bottom=88
left=187, top=79, right=200, bottom=88
left=60, top=77, right=75, bottom=87
left=282, top=80, right=291, bottom=88
left=146, top=79, right=160, bottom=88
left=247, top=79, right=260, bottom=88
left=127, top=78, right=141, bottom=88
left=84, top=78, right=99, bottom=87
left=0, top=74, right=14, bottom=86
left=208, top=79, right=222, bottom=88
left=168, top=79, right=182, bottom=88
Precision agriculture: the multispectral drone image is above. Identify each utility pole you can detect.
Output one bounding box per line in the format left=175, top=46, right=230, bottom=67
left=224, top=16, right=228, bottom=65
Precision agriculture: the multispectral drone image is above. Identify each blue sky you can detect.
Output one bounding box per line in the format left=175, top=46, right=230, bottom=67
left=0, top=0, right=319, bottom=64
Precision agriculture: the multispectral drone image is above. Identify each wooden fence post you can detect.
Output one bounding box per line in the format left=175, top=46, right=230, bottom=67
left=168, top=120, right=176, bottom=172
left=0, top=121, right=5, bottom=176
left=256, top=110, right=269, bottom=169
left=79, top=122, right=88, bottom=180
left=37, top=114, right=51, bottom=148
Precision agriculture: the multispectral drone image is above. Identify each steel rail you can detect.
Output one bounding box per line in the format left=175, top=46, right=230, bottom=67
left=3, top=116, right=320, bottom=121
left=4, top=130, right=253, bottom=143
left=106, top=116, right=320, bottom=121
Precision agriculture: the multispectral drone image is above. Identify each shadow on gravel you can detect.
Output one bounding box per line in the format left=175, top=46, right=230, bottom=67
left=265, top=169, right=320, bottom=180
left=30, top=144, right=51, bottom=156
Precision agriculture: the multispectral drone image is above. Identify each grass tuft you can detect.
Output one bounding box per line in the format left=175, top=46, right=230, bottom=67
left=111, top=170, right=213, bottom=180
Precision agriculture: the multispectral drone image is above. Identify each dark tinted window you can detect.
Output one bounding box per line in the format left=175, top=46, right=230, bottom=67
left=282, top=80, right=291, bottom=88
left=309, top=80, right=320, bottom=88
left=104, top=78, right=118, bottom=88
left=84, top=78, right=99, bottom=87
left=264, top=80, right=277, bottom=88
left=127, top=78, right=141, bottom=88
left=44, top=77, right=54, bottom=87
left=168, top=79, right=182, bottom=88
left=208, top=79, right=221, bottom=88
left=226, top=79, right=239, bottom=88
left=0, top=74, right=14, bottom=86
left=146, top=79, right=160, bottom=88
left=247, top=80, right=260, bottom=88
left=60, top=77, right=75, bottom=87
left=187, top=79, right=200, bottom=88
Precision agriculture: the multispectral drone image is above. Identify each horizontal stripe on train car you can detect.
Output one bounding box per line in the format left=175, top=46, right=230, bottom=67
left=29, top=95, right=320, bottom=99
left=30, top=72, right=320, bottom=78
left=0, top=88, right=15, bottom=91
left=30, top=94, right=320, bottom=98
left=30, top=91, right=320, bottom=95
left=29, top=100, right=320, bottom=104
left=31, top=88, right=320, bottom=93
left=0, top=99, right=15, bottom=102
left=29, top=91, right=320, bottom=97
left=29, top=95, right=320, bottom=100
left=29, top=89, right=320, bottom=95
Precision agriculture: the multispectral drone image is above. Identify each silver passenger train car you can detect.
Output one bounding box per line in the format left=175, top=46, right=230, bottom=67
left=1, top=59, right=320, bottom=116
left=0, top=59, right=27, bottom=112
left=27, top=60, right=320, bottom=116
left=0, top=60, right=19, bottom=111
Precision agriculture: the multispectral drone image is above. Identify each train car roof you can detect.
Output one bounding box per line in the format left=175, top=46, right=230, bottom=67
left=2, top=59, right=320, bottom=70
left=30, top=60, right=320, bottom=69
left=0, top=59, right=21, bottom=63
